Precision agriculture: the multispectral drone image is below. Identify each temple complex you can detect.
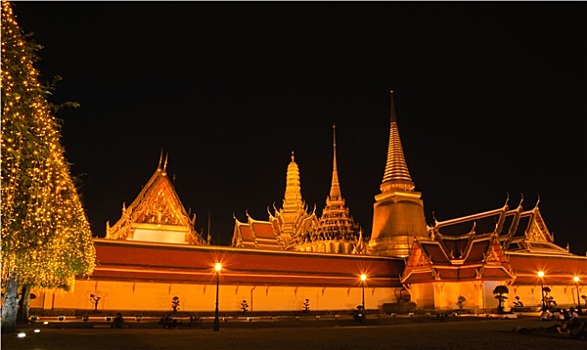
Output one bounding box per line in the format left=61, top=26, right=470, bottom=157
left=26, top=92, right=586, bottom=314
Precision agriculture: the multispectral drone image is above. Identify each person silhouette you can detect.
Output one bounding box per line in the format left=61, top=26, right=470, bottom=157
left=112, top=313, right=125, bottom=328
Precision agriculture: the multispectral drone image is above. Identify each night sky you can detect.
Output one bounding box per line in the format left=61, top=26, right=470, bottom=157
left=10, top=2, right=586, bottom=254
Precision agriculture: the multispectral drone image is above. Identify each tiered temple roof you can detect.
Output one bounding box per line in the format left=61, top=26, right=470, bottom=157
left=106, top=153, right=207, bottom=245
left=431, top=196, right=573, bottom=256
left=402, top=196, right=579, bottom=284
left=231, top=213, right=282, bottom=251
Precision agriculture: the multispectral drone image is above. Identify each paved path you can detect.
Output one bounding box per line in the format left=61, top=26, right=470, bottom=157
left=2, top=317, right=582, bottom=349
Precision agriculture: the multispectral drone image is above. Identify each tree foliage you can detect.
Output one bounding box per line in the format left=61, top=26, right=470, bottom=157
left=1, top=0, right=96, bottom=329
left=492, top=285, right=509, bottom=311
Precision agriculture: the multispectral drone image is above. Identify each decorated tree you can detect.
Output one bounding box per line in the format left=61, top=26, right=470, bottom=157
left=1, top=0, right=96, bottom=331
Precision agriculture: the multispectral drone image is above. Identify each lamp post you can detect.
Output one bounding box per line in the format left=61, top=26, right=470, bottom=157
left=574, top=276, right=581, bottom=313
left=360, top=274, right=367, bottom=320
left=538, top=271, right=546, bottom=310
left=213, top=262, right=222, bottom=332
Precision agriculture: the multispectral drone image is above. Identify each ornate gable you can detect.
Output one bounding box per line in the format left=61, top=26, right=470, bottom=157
left=401, top=241, right=437, bottom=284
left=485, top=238, right=505, bottom=264
left=525, top=208, right=551, bottom=243
left=106, top=155, right=206, bottom=245
left=406, top=241, right=431, bottom=268
left=505, top=205, right=572, bottom=255
left=132, top=174, right=189, bottom=227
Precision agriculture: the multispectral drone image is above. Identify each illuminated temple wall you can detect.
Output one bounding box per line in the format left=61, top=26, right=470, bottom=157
left=26, top=239, right=405, bottom=313
left=508, top=285, right=584, bottom=310
left=29, top=278, right=584, bottom=313
left=30, top=281, right=398, bottom=313
left=408, top=281, right=483, bottom=310
left=406, top=280, right=584, bottom=311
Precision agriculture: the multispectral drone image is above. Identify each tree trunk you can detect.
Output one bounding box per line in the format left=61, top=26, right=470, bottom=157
left=1, top=275, right=19, bottom=332
left=17, top=285, right=32, bottom=324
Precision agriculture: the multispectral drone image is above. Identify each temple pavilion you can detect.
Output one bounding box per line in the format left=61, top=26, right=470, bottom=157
left=27, top=92, right=586, bottom=314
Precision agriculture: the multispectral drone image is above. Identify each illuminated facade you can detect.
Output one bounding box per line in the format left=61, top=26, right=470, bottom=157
left=28, top=93, right=586, bottom=314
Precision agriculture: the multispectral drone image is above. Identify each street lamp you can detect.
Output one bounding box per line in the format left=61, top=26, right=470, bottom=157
left=538, top=271, right=545, bottom=309
left=574, top=276, right=581, bottom=312
left=360, top=274, right=367, bottom=320
left=213, top=262, right=222, bottom=332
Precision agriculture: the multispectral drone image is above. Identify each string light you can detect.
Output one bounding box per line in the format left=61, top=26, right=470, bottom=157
left=1, top=0, right=95, bottom=290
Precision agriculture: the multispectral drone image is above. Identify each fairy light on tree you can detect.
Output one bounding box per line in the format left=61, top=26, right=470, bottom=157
left=1, top=0, right=96, bottom=332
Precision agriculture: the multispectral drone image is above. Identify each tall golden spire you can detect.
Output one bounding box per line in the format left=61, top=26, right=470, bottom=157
left=310, top=125, right=362, bottom=254
left=329, top=124, right=342, bottom=199
left=370, top=91, right=427, bottom=257
left=381, top=90, right=415, bottom=192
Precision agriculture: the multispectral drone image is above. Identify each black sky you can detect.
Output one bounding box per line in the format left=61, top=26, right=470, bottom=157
left=10, top=1, right=586, bottom=254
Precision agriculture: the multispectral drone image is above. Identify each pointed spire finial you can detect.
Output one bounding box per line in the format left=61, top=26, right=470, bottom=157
left=329, top=123, right=341, bottom=199
left=390, top=90, right=397, bottom=123
left=291, top=150, right=295, bottom=162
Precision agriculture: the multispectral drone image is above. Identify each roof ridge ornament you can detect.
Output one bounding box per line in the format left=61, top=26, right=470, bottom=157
left=534, top=194, right=541, bottom=210
left=158, top=149, right=164, bottom=170
left=163, top=152, right=168, bottom=172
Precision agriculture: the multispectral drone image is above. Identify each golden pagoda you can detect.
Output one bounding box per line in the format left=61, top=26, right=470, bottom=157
left=295, top=125, right=366, bottom=254
left=270, top=151, right=319, bottom=249
left=106, top=153, right=207, bottom=245
left=232, top=151, right=318, bottom=250
left=369, top=91, right=428, bottom=257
